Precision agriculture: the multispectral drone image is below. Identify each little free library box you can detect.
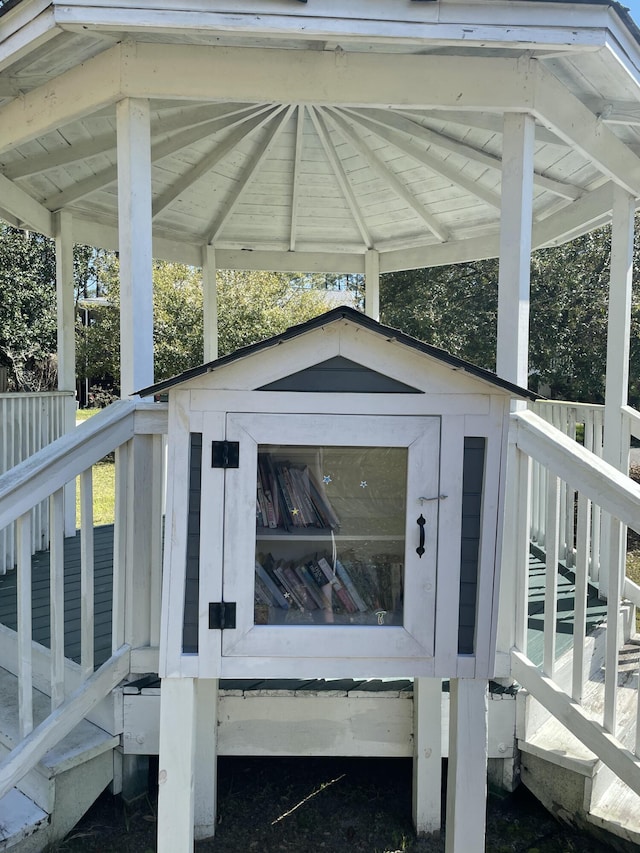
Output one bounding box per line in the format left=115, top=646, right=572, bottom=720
left=141, top=306, right=535, bottom=682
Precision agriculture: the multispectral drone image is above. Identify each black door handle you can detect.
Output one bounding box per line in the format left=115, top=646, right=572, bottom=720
left=416, top=514, right=426, bottom=558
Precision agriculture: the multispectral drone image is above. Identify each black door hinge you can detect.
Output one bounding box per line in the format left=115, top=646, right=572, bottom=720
left=211, top=440, right=239, bottom=468
left=209, top=601, right=237, bottom=630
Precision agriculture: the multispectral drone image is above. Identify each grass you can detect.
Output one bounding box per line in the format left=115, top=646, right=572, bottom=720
left=75, top=409, right=116, bottom=527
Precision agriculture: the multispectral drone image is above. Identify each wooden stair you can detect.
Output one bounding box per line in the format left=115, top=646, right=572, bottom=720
left=518, top=617, right=640, bottom=850
left=0, top=666, right=119, bottom=852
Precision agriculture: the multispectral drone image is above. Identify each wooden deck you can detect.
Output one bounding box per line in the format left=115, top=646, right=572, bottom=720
left=0, top=525, right=608, bottom=675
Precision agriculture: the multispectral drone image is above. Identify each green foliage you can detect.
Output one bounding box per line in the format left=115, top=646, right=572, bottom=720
left=0, top=225, right=57, bottom=390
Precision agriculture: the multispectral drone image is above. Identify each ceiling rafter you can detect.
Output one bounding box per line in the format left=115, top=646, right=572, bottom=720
left=152, top=105, right=285, bottom=219
left=205, top=104, right=295, bottom=244
left=324, top=107, right=450, bottom=243
left=4, top=102, right=265, bottom=179
left=43, top=104, right=276, bottom=211
left=289, top=104, right=305, bottom=252
left=401, top=109, right=564, bottom=146
left=307, top=106, right=373, bottom=250
left=387, top=108, right=583, bottom=201
left=339, top=106, right=501, bottom=211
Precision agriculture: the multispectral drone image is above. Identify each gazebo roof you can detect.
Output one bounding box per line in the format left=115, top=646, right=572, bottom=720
left=1, top=0, right=640, bottom=272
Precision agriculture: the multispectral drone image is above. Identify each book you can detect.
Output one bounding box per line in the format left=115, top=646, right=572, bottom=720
left=255, top=560, right=289, bottom=609
left=316, top=556, right=357, bottom=613
left=334, top=558, right=368, bottom=612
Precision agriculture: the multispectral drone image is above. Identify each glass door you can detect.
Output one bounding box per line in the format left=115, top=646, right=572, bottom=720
left=219, top=413, right=440, bottom=662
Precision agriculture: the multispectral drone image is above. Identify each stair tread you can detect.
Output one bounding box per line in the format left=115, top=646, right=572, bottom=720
left=589, top=776, right=640, bottom=843
left=0, top=666, right=118, bottom=776
left=0, top=788, right=48, bottom=846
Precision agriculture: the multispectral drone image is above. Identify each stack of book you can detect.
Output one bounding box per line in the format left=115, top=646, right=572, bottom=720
left=256, top=453, right=340, bottom=531
left=254, top=551, right=403, bottom=621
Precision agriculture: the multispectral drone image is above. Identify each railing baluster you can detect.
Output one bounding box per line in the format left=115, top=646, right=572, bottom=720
left=80, top=468, right=94, bottom=677
left=544, top=473, right=561, bottom=679
left=112, top=442, right=130, bottom=654
left=514, top=450, right=532, bottom=654
left=604, top=516, right=624, bottom=734
left=50, top=490, right=66, bottom=709
left=150, top=435, right=164, bottom=648
left=17, top=512, right=33, bottom=738
left=572, top=492, right=590, bottom=704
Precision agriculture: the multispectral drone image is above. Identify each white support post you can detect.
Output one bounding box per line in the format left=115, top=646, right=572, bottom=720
left=601, top=185, right=634, bottom=600
left=445, top=679, right=488, bottom=853
left=364, top=249, right=380, bottom=321
left=202, top=244, right=218, bottom=362
left=603, top=184, right=634, bottom=472
left=158, top=677, right=196, bottom=853
left=117, top=98, right=154, bottom=397
left=496, top=113, right=535, bottom=390
left=125, top=435, right=154, bottom=653
left=55, top=210, right=77, bottom=535
left=194, top=679, right=219, bottom=841
left=412, top=677, right=442, bottom=836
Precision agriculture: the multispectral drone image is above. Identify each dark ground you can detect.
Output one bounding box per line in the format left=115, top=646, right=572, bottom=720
left=55, top=756, right=614, bottom=852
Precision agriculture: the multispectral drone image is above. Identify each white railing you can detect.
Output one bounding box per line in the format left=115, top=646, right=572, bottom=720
left=0, top=391, right=75, bottom=573
left=511, top=410, right=640, bottom=791
left=0, top=400, right=167, bottom=797
left=529, top=400, right=605, bottom=574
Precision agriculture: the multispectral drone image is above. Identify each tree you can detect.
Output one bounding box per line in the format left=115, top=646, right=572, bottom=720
left=78, top=262, right=336, bottom=395
left=0, top=225, right=57, bottom=391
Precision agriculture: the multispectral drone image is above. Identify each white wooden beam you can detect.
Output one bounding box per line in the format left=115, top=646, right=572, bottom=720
left=404, top=109, right=563, bottom=146
left=0, top=172, right=53, bottom=235
left=412, top=678, right=442, bottom=836
left=445, top=679, right=488, bottom=853
left=157, top=677, right=196, bottom=853
left=364, top=249, right=380, bottom=321
left=117, top=98, right=154, bottom=397
left=532, top=182, right=615, bottom=248
left=194, top=679, right=218, bottom=840
left=308, top=106, right=372, bottom=249
left=603, top=185, right=634, bottom=472
left=202, top=244, right=218, bottom=363
left=206, top=105, right=294, bottom=244
left=325, top=107, right=449, bottom=243
left=153, top=106, right=281, bottom=219
left=496, top=113, right=535, bottom=389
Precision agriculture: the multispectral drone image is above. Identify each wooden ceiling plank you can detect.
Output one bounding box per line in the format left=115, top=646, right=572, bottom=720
left=289, top=105, right=305, bottom=252
left=324, top=107, right=449, bottom=243
left=532, top=62, right=640, bottom=197
left=152, top=106, right=282, bottom=219
left=205, top=104, right=294, bottom=244
left=403, top=109, right=564, bottom=146
left=308, top=106, right=372, bottom=250
left=381, top=108, right=582, bottom=201
left=340, top=107, right=501, bottom=210
left=5, top=103, right=266, bottom=178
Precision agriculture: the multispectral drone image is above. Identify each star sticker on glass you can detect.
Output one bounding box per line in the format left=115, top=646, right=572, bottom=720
left=360, top=480, right=368, bottom=489
left=291, top=508, right=299, bottom=516
left=323, top=475, right=332, bottom=485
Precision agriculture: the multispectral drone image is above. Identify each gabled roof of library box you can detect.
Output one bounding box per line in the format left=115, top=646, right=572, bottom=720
left=137, top=305, right=539, bottom=400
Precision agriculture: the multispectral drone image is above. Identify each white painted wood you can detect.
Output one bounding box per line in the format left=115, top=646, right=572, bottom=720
left=49, top=490, right=65, bottom=710
left=496, top=113, right=534, bottom=388
left=157, top=677, right=196, bottom=853
left=289, top=105, right=305, bottom=252
left=150, top=434, right=164, bottom=650
left=412, top=677, right=442, bottom=836
left=604, top=517, right=624, bottom=734
left=506, top=446, right=532, bottom=655
left=112, top=441, right=129, bottom=653
left=55, top=208, right=77, bottom=536
left=117, top=97, right=154, bottom=398
left=604, top=185, right=634, bottom=472
left=194, top=679, right=218, bottom=840
left=445, top=679, right=488, bottom=853
left=0, top=645, right=130, bottom=803
left=513, top=411, right=640, bottom=534
left=513, top=650, right=640, bottom=795
left=572, top=492, right=590, bottom=706
left=0, top=400, right=136, bottom=532
left=79, top=468, right=94, bottom=678
left=201, top=244, right=218, bottom=363
left=364, top=249, right=380, bottom=321
left=17, top=513, right=33, bottom=739
left=433, top=416, right=464, bottom=676
left=125, top=435, right=154, bottom=654
left=543, top=474, right=560, bottom=679
left=0, top=171, right=52, bottom=236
